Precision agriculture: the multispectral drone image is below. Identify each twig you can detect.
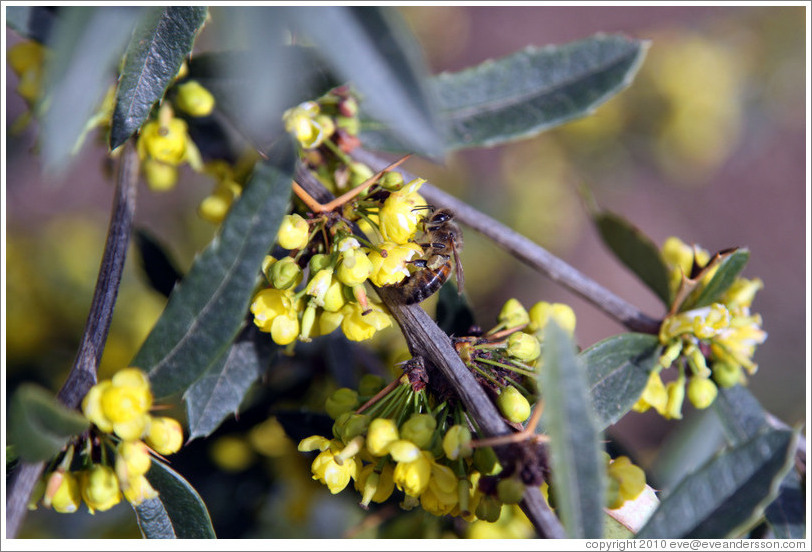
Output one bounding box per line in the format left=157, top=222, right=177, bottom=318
left=5, top=142, right=139, bottom=538
left=350, top=149, right=662, bottom=335
left=295, top=160, right=566, bottom=539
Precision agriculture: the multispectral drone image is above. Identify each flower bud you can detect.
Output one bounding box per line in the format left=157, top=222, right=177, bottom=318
left=277, top=214, right=310, bottom=250
left=319, top=310, right=344, bottom=335
left=115, top=440, right=152, bottom=486
left=271, top=312, right=300, bottom=345
left=340, top=302, right=391, bottom=342
left=712, top=362, right=742, bottom=388
left=48, top=471, right=82, bottom=514
left=687, top=377, right=718, bottom=409
left=442, top=424, right=473, bottom=460
left=366, top=418, right=399, bottom=456
left=299, top=303, right=317, bottom=342
left=309, top=253, right=332, bottom=274
left=528, top=301, right=576, bottom=336
left=143, top=159, right=179, bottom=191
left=399, top=413, right=436, bottom=450
left=81, top=465, right=121, bottom=514
left=475, top=495, right=502, bottom=523
left=348, top=162, right=374, bottom=188
left=607, top=456, right=646, bottom=505
left=145, top=417, right=183, bottom=455
left=338, top=414, right=370, bottom=444
left=496, top=477, right=525, bottom=505
left=664, top=376, right=686, bottom=420
left=497, top=385, right=531, bottom=424
left=506, top=332, right=541, bottom=362
left=298, top=435, right=331, bottom=452
left=380, top=170, right=404, bottom=191
left=723, top=277, right=763, bottom=309
left=336, top=115, right=359, bottom=136
left=498, top=298, right=530, bottom=328
left=175, top=80, right=215, bottom=117
left=325, top=388, right=359, bottom=419
left=270, top=257, right=303, bottom=290
left=473, top=446, right=501, bottom=476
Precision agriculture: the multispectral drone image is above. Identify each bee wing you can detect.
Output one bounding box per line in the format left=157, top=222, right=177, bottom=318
left=452, top=244, right=465, bottom=294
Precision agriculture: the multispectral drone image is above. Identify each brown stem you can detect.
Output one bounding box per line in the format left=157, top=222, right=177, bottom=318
left=5, top=142, right=139, bottom=538
left=350, top=149, right=662, bottom=335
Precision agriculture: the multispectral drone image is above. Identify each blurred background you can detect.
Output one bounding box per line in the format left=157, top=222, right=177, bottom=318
left=5, top=5, right=807, bottom=539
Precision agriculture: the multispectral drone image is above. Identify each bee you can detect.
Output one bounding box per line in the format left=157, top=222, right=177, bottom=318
left=386, top=208, right=464, bottom=304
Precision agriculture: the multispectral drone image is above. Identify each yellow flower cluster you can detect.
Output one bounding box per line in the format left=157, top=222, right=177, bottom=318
left=635, top=237, right=767, bottom=419
left=31, top=368, right=185, bottom=515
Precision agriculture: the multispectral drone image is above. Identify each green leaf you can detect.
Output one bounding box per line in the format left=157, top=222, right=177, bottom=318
left=7, top=384, right=89, bottom=462
left=539, top=320, right=605, bottom=539
left=362, top=33, right=647, bottom=152
left=40, top=7, right=145, bottom=172
left=110, top=6, right=208, bottom=149
left=135, top=460, right=215, bottom=538
left=435, top=281, right=475, bottom=337
left=595, top=212, right=672, bottom=306
left=185, top=325, right=276, bottom=441
left=580, top=333, right=662, bottom=430
left=134, top=141, right=295, bottom=398
left=679, top=249, right=750, bottom=311
left=637, top=428, right=798, bottom=539
left=713, top=386, right=806, bottom=538
left=286, top=6, right=443, bottom=158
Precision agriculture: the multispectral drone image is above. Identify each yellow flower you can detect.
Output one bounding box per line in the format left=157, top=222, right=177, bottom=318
left=378, top=188, right=427, bottom=244
left=388, top=439, right=421, bottom=463
left=298, top=435, right=332, bottom=453
left=277, top=214, right=310, bottom=251
left=664, top=373, right=686, bottom=420
left=393, top=450, right=432, bottom=497
left=137, top=117, right=201, bottom=169
left=722, top=277, right=763, bottom=310
left=115, top=440, right=152, bottom=487
left=632, top=371, right=668, bottom=415
left=355, top=464, right=396, bottom=507
left=319, top=310, right=344, bottom=336
left=607, top=456, right=646, bottom=508
left=498, top=298, right=530, bottom=328
left=251, top=288, right=301, bottom=345
left=340, top=302, right=391, bottom=342
left=336, top=248, right=374, bottom=287
left=310, top=447, right=360, bottom=494
left=82, top=368, right=152, bottom=441
left=145, top=417, right=184, bottom=455
left=283, top=101, right=325, bottom=149
left=174, top=80, right=215, bottom=117
left=142, top=159, right=179, bottom=191
left=81, top=465, right=121, bottom=514
left=367, top=241, right=424, bottom=286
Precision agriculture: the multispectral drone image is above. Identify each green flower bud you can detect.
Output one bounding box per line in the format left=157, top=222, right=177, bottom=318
left=175, top=80, right=215, bottom=117
left=496, top=385, right=531, bottom=424
left=499, top=298, right=530, bottom=328
left=309, top=253, right=332, bottom=274
left=475, top=495, right=503, bottom=523
left=336, top=115, right=359, bottom=136
left=399, top=413, right=437, bottom=450
left=358, top=374, right=387, bottom=397
left=339, top=413, right=370, bottom=444
left=388, top=439, right=421, bottom=463
left=380, top=170, right=405, bottom=191
left=270, top=257, right=302, bottom=290
left=496, top=477, right=525, bottom=505
left=473, top=446, right=501, bottom=476
left=349, top=162, right=374, bottom=188
left=686, top=377, right=718, bottom=409
left=605, top=475, right=622, bottom=509
left=712, top=362, right=742, bottom=388
left=325, top=388, right=359, bottom=419
left=506, top=332, right=541, bottom=362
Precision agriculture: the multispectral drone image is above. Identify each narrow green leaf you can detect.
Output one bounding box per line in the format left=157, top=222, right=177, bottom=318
left=713, top=386, right=806, bottom=538
left=539, top=320, right=605, bottom=538
left=580, top=333, right=662, bottom=430
left=8, top=384, right=89, bottom=462
left=286, top=6, right=443, bottom=158
left=135, top=229, right=182, bottom=298
left=110, top=6, right=208, bottom=149
left=362, top=33, right=647, bottom=152
left=435, top=281, right=475, bottom=337
left=680, top=249, right=750, bottom=311
left=135, top=460, right=215, bottom=538
left=595, top=212, right=672, bottom=305
left=185, top=324, right=276, bottom=441
left=134, top=141, right=295, bottom=398
left=637, top=428, right=797, bottom=539
left=41, top=7, right=145, bottom=171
